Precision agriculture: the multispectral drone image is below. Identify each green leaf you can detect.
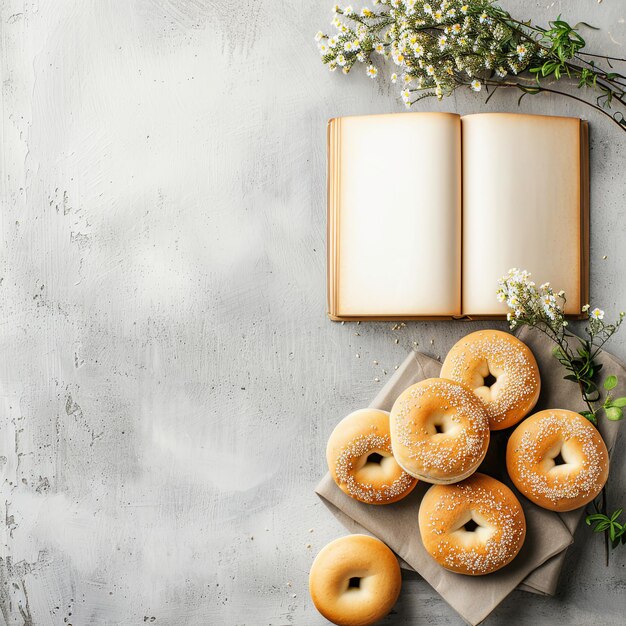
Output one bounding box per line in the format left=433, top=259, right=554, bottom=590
left=610, top=509, right=623, bottom=521
left=606, top=406, right=624, bottom=421
left=611, top=397, right=626, bottom=408
left=581, top=411, right=597, bottom=425
left=564, top=374, right=579, bottom=382
left=604, top=375, right=618, bottom=390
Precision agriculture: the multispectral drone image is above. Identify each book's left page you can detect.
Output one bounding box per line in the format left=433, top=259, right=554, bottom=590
left=327, top=112, right=462, bottom=319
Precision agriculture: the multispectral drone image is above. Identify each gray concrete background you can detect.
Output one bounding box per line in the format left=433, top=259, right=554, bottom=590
left=0, top=0, right=624, bottom=624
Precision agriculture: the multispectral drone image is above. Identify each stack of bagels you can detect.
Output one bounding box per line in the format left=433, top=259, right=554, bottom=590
left=310, top=330, right=610, bottom=626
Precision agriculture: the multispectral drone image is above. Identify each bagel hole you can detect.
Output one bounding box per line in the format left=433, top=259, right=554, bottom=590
left=434, top=423, right=444, bottom=435
left=366, top=452, right=384, bottom=465
left=483, top=372, right=497, bottom=388
left=553, top=451, right=566, bottom=466
left=463, top=519, right=479, bottom=533
left=348, top=577, right=361, bottom=589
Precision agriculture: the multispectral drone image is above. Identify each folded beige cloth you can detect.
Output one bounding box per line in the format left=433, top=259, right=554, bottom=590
left=315, top=326, right=624, bottom=625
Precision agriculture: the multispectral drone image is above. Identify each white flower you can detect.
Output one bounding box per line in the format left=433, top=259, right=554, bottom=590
left=582, top=304, right=590, bottom=312
left=497, top=291, right=506, bottom=303
left=496, top=66, right=507, bottom=77
left=344, top=40, right=354, bottom=51
left=403, top=73, right=412, bottom=85
left=357, top=52, right=365, bottom=62
left=366, top=64, right=378, bottom=78
left=517, top=44, right=527, bottom=60
left=438, top=35, right=447, bottom=50
left=435, top=85, right=443, bottom=99
left=412, top=43, right=424, bottom=57
left=342, top=65, right=350, bottom=74
left=558, top=290, right=565, bottom=298
left=425, top=64, right=435, bottom=76
left=393, top=52, right=405, bottom=65
left=336, top=54, right=347, bottom=66
left=479, top=12, right=488, bottom=23
left=318, top=42, right=329, bottom=54
left=447, top=9, right=456, bottom=18
left=433, top=10, right=443, bottom=22
left=451, top=23, right=461, bottom=35
left=374, top=41, right=385, bottom=54
left=352, top=39, right=360, bottom=50
left=391, top=72, right=398, bottom=83
left=461, top=4, right=469, bottom=14
left=423, top=3, right=432, bottom=15
left=540, top=282, right=550, bottom=290
left=344, top=5, right=353, bottom=15
left=329, top=36, right=338, bottom=48
left=470, top=79, right=482, bottom=92
left=361, top=7, right=373, bottom=17
left=591, top=307, right=605, bottom=320
left=401, top=88, right=411, bottom=102
left=315, top=31, right=324, bottom=42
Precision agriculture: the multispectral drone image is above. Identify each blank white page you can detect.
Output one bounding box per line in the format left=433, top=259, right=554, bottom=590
left=336, top=113, right=461, bottom=317
left=462, top=113, right=583, bottom=315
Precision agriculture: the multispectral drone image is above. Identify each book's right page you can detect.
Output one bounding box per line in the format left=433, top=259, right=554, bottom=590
left=461, top=113, right=587, bottom=316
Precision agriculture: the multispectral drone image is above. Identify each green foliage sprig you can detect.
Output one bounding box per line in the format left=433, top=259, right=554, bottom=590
left=586, top=506, right=626, bottom=549
left=315, top=1, right=626, bottom=130
left=497, top=269, right=625, bottom=564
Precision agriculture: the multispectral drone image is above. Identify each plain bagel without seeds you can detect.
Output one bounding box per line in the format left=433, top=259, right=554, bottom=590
left=506, top=409, right=609, bottom=512
left=309, top=535, right=401, bottom=626
left=327, top=408, right=418, bottom=504
left=418, top=473, right=526, bottom=576
left=440, top=329, right=541, bottom=431
left=389, top=378, right=490, bottom=484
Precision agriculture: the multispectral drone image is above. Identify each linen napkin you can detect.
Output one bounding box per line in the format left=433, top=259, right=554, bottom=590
left=315, top=326, right=624, bottom=625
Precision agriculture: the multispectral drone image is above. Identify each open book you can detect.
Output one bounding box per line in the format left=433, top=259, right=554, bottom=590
left=327, top=112, right=589, bottom=320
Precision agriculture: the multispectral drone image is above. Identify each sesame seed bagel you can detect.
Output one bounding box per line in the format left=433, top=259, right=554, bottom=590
left=506, top=409, right=609, bottom=512
left=389, top=378, right=490, bottom=484
left=309, top=535, right=401, bottom=626
left=440, top=330, right=541, bottom=431
left=327, top=409, right=418, bottom=505
left=418, top=473, right=526, bottom=576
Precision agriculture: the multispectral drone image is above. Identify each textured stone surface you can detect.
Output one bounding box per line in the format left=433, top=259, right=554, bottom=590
left=0, top=1, right=624, bottom=624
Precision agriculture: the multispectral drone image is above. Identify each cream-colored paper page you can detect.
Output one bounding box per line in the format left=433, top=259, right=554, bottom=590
left=461, top=113, right=582, bottom=315
left=337, top=113, right=461, bottom=316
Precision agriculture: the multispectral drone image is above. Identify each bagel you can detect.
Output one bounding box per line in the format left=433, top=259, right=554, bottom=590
left=389, top=378, right=490, bottom=484
left=506, top=409, right=609, bottom=512
left=309, top=535, right=401, bottom=626
left=326, top=409, right=417, bottom=504
left=418, top=473, right=526, bottom=575
left=440, top=330, right=540, bottom=430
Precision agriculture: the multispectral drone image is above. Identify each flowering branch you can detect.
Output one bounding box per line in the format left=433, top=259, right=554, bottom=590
left=497, top=269, right=626, bottom=564
left=315, top=1, right=626, bottom=131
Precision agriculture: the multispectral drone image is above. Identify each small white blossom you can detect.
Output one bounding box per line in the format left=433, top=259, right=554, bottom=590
left=344, top=5, right=353, bottom=15
left=361, top=7, right=373, bottom=17
left=461, top=4, right=469, bottom=14
left=315, top=31, right=324, bottom=42
left=479, top=12, right=488, bottom=23
left=438, top=35, right=447, bottom=50
left=401, top=88, right=411, bottom=102
left=336, top=54, right=347, bottom=66
left=391, top=72, right=398, bottom=83
left=318, top=42, right=329, bottom=54
left=374, top=41, right=385, bottom=54
left=591, top=307, right=605, bottom=320
left=517, top=44, right=527, bottom=60
left=423, top=3, right=432, bottom=15
left=366, top=64, right=378, bottom=78
left=470, top=79, right=481, bottom=92
left=329, top=36, right=338, bottom=48
left=451, top=23, right=461, bottom=35
left=426, top=64, right=435, bottom=76
left=582, top=304, right=590, bottom=312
